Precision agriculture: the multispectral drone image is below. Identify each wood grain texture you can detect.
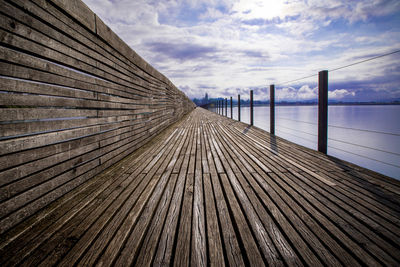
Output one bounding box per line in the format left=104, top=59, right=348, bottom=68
left=1, top=108, right=400, bottom=266
left=1, top=0, right=399, bottom=265
left=0, top=0, right=194, bottom=235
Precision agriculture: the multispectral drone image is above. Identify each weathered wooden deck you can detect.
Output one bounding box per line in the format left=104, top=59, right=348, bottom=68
left=1, top=107, right=399, bottom=266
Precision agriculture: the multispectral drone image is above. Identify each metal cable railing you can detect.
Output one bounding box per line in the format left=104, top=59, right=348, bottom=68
left=328, top=124, right=400, bottom=137
left=328, top=145, right=400, bottom=169
left=276, top=124, right=317, bottom=137
left=276, top=128, right=316, bottom=143
left=209, top=48, right=400, bottom=177
left=276, top=117, right=317, bottom=126
left=277, top=118, right=400, bottom=158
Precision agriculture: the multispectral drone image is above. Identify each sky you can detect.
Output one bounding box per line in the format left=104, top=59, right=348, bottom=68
left=82, top=0, right=400, bottom=102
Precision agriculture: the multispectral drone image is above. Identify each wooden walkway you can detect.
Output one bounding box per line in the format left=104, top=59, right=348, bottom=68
left=1, top=107, right=400, bottom=266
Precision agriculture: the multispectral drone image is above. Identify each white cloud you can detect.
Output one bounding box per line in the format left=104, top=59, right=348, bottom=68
left=329, top=89, right=356, bottom=99
left=276, top=85, right=317, bottom=101
left=232, top=0, right=286, bottom=20
left=81, top=0, right=400, bottom=101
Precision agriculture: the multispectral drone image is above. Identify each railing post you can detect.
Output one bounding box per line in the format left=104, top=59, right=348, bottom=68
left=250, top=90, right=254, bottom=126
left=230, top=96, right=233, bottom=119
left=318, top=70, right=328, bottom=154
left=225, top=98, right=227, bottom=116
left=238, top=94, right=241, bottom=121
left=270, top=84, right=275, bottom=135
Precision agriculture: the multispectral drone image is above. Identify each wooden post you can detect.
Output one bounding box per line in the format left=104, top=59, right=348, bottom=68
left=225, top=98, right=227, bottom=116
left=250, top=90, right=254, bottom=126
left=238, top=94, right=241, bottom=121
left=318, top=70, right=328, bottom=154
left=230, top=96, right=233, bottom=119
left=270, top=84, right=275, bottom=135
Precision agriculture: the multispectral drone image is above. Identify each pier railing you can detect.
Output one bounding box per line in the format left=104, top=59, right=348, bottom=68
left=208, top=52, right=400, bottom=178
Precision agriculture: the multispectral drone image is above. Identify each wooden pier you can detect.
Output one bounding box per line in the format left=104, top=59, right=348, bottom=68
left=1, top=107, right=399, bottom=266
left=1, top=0, right=400, bottom=265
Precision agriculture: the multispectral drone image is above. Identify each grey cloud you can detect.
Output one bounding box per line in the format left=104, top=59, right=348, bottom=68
left=145, top=41, right=218, bottom=62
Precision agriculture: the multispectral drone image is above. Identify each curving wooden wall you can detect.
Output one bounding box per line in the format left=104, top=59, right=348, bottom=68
left=0, top=0, right=195, bottom=234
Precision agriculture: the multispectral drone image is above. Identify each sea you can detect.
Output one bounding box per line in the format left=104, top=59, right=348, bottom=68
left=217, top=105, right=400, bottom=180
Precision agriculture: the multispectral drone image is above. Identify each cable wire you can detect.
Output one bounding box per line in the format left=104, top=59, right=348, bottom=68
left=272, top=49, right=400, bottom=86
left=328, top=145, right=400, bottom=169
left=329, top=49, right=400, bottom=72
left=276, top=129, right=316, bottom=143
left=276, top=73, right=318, bottom=86
left=276, top=117, right=400, bottom=136
left=328, top=137, right=400, bottom=157
left=276, top=124, right=318, bottom=136
left=277, top=117, right=318, bottom=126
left=328, top=124, right=400, bottom=137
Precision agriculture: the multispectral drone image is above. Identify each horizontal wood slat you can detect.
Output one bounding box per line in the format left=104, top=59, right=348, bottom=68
left=0, top=0, right=194, bottom=233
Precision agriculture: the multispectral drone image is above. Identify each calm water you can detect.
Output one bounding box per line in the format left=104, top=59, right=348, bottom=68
left=216, top=105, right=400, bottom=180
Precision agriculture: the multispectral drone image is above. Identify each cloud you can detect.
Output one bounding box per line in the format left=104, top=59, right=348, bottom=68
left=145, top=41, right=218, bottom=62
left=276, top=85, right=317, bottom=101
left=82, top=0, right=400, bottom=102
left=329, top=89, right=356, bottom=99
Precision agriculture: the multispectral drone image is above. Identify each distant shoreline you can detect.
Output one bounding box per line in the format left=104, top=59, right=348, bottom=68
left=201, top=102, right=400, bottom=107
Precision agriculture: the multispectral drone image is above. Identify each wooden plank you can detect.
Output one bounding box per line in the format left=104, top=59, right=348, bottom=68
left=293, top=171, right=400, bottom=263
left=1, top=170, right=127, bottom=266
left=0, top=118, right=146, bottom=157
left=0, top=119, right=143, bottom=172
left=108, top=129, right=189, bottom=266
left=320, top=170, right=400, bottom=226
left=0, top=2, right=172, bottom=94
left=54, top=123, right=186, bottom=266
left=27, top=0, right=155, bottom=85
left=202, top=173, right=225, bottom=266
left=0, top=126, right=172, bottom=265
left=0, top=10, right=156, bottom=95
left=0, top=159, right=101, bottom=235
left=0, top=47, right=151, bottom=99
left=152, top=118, right=195, bottom=265
left=133, top=173, right=179, bottom=266
left=211, top=123, right=325, bottom=266
left=207, top=123, right=296, bottom=266
left=0, top=142, right=99, bottom=202
left=173, top=122, right=197, bottom=266
left=49, top=0, right=96, bottom=32
left=20, top=119, right=184, bottom=265
left=0, top=0, right=147, bottom=85
left=0, top=154, right=100, bottom=219
left=277, top=171, right=382, bottom=266
left=0, top=108, right=98, bottom=122
left=191, top=126, right=207, bottom=266
left=204, top=122, right=266, bottom=266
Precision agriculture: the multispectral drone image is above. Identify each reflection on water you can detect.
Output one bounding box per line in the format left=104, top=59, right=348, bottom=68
left=220, top=105, right=400, bottom=180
